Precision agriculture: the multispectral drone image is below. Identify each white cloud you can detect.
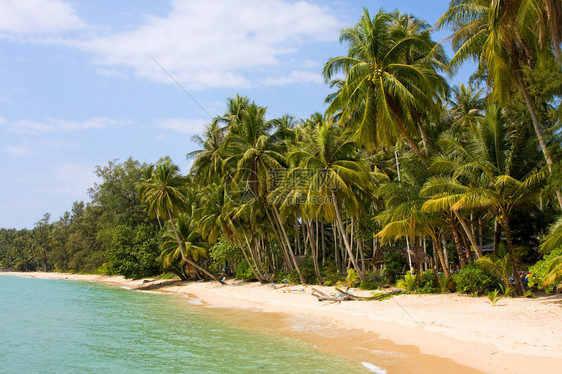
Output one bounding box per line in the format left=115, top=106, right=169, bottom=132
left=69, top=0, right=340, bottom=89
left=5, top=145, right=32, bottom=156
left=260, top=70, right=324, bottom=86
left=153, top=118, right=207, bottom=135
left=4, top=116, right=128, bottom=134
left=0, top=0, right=85, bottom=35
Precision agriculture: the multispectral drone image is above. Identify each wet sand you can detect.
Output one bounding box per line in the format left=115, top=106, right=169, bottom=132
left=2, top=272, right=561, bottom=373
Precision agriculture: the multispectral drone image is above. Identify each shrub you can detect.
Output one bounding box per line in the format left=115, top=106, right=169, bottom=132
left=382, top=251, right=405, bottom=283
left=419, top=269, right=439, bottom=293
left=104, top=224, right=162, bottom=279
left=235, top=260, right=255, bottom=281
left=438, top=273, right=455, bottom=293
left=359, top=272, right=386, bottom=290
left=453, top=263, right=500, bottom=295
left=528, top=248, right=562, bottom=293
left=322, top=263, right=345, bottom=286
left=397, top=271, right=418, bottom=292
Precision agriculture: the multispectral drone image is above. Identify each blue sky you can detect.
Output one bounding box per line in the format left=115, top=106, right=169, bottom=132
left=0, top=0, right=475, bottom=229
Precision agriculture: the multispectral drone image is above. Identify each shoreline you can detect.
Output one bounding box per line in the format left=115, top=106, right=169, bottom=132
left=2, top=271, right=561, bottom=373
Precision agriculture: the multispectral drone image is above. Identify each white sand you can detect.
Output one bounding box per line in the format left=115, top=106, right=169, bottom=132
left=3, top=272, right=561, bottom=373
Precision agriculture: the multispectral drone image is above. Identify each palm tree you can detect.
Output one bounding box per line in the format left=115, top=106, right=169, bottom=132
left=138, top=159, right=224, bottom=284
left=436, top=0, right=562, bottom=208
left=160, top=214, right=208, bottom=279
left=539, top=215, right=562, bottom=253
left=188, top=121, right=226, bottom=185
left=323, top=9, right=448, bottom=163
left=287, top=120, right=373, bottom=282
left=422, top=103, right=548, bottom=294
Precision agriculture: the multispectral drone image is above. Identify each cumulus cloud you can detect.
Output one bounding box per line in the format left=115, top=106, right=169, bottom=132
left=260, top=70, right=324, bottom=86
left=4, top=117, right=128, bottom=134
left=153, top=118, right=208, bottom=135
left=5, top=145, right=32, bottom=156
left=0, top=0, right=85, bottom=35
left=71, top=0, right=340, bottom=89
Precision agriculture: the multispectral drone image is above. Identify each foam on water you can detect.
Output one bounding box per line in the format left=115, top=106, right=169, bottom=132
left=362, top=361, right=387, bottom=373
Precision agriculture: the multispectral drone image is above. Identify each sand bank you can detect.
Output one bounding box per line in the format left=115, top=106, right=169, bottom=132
left=3, top=271, right=561, bottom=373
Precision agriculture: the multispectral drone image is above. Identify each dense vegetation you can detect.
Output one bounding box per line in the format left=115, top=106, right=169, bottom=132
left=1, top=2, right=561, bottom=296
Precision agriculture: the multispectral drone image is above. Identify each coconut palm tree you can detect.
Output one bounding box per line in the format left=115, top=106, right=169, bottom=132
left=188, top=121, right=226, bottom=185
left=160, top=214, right=208, bottom=279
left=436, top=0, right=562, bottom=208
left=288, top=120, right=373, bottom=281
left=323, top=9, right=448, bottom=163
left=138, top=159, right=224, bottom=284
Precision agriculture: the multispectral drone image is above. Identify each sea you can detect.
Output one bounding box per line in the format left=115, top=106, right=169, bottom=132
left=0, top=275, right=370, bottom=373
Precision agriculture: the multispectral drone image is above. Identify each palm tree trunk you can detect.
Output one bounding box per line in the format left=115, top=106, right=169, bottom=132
left=454, top=211, right=482, bottom=258
left=494, top=219, right=502, bottom=255
left=515, top=71, right=562, bottom=209
left=234, top=235, right=264, bottom=283
left=332, top=223, right=340, bottom=273
left=433, top=237, right=450, bottom=277
left=450, top=221, right=468, bottom=268
left=272, top=206, right=306, bottom=284
left=244, top=233, right=273, bottom=283
left=502, top=216, right=525, bottom=296
left=263, top=207, right=294, bottom=274
left=306, top=219, right=324, bottom=284
left=331, top=192, right=365, bottom=282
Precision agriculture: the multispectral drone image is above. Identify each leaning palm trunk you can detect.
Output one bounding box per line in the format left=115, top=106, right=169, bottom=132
left=454, top=211, right=482, bottom=258
left=166, top=209, right=225, bottom=285
left=331, top=192, right=365, bottom=282
left=514, top=71, right=562, bottom=210
left=272, top=206, right=306, bottom=284
left=244, top=233, right=273, bottom=283
left=263, top=207, right=294, bottom=273
left=234, top=235, right=265, bottom=283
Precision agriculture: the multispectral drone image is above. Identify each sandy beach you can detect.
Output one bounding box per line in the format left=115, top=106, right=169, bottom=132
left=2, top=271, right=561, bottom=373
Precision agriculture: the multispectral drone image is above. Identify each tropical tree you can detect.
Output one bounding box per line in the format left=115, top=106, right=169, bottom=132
left=287, top=120, right=373, bottom=282
left=323, top=9, right=448, bottom=163
left=138, top=159, right=224, bottom=284
left=436, top=0, right=562, bottom=208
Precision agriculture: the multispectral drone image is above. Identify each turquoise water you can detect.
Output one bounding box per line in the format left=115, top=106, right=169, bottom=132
left=0, top=276, right=366, bottom=373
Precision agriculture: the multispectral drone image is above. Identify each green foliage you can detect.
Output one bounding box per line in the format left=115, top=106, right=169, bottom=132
left=438, top=273, right=454, bottom=293
left=453, top=263, right=500, bottom=295
left=208, top=237, right=242, bottom=273
left=397, top=271, right=418, bottom=292
left=321, top=263, right=345, bottom=286
left=344, top=268, right=361, bottom=288
left=104, top=224, right=162, bottom=279
left=528, top=248, right=562, bottom=293
left=487, top=289, right=502, bottom=306
left=382, top=251, right=405, bottom=283
left=499, top=284, right=514, bottom=297
left=235, top=260, right=255, bottom=281
left=419, top=269, right=439, bottom=293
left=359, top=272, right=386, bottom=290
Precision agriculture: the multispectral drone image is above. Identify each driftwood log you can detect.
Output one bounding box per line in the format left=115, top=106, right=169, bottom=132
left=135, top=279, right=182, bottom=290
left=311, top=288, right=343, bottom=303
left=311, top=287, right=402, bottom=302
